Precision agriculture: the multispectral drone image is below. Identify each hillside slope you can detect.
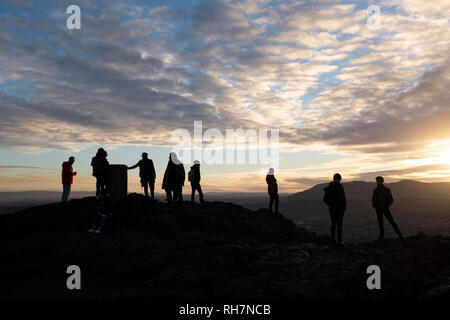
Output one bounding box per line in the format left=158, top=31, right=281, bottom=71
left=0, top=194, right=449, bottom=300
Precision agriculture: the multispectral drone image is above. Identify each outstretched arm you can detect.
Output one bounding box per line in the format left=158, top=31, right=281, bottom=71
left=128, top=163, right=139, bottom=170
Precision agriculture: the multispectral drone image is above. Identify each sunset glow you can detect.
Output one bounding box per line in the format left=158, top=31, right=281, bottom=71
left=0, top=0, right=449, bottom=193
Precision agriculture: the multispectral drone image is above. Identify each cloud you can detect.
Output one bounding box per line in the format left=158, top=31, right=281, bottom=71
left=0, top=0, right=448, bottom=161
left=357, top=164, right=450, bottom=181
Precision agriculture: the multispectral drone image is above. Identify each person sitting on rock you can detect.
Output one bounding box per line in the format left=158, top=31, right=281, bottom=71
left=372, top=176, right=404, bottom=240
left=188, top=160, right=204, bottom=204
left=323, top=173, right=347, bottom=246
left=128, top=152, right=156, bottom=199
left=266, top=168, right=279, bottom=214
left=88, top=191, right=113, bottom=234
left=162, top=152, right=185, bottom=204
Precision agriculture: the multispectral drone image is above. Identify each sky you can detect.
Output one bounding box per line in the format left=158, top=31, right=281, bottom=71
left=0, top=0, right=449, bottom=193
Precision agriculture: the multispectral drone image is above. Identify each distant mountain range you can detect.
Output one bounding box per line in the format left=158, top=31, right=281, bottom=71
left=277, top=180, right=450, bottom=241
left=1, top=180, right=449, bottom=241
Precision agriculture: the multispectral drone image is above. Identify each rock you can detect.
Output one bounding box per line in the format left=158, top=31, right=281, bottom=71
left=0, top=194, right=449, bottom=300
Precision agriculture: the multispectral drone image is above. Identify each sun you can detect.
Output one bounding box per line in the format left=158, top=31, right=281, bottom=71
left=440, top=149, right=450, bottom=164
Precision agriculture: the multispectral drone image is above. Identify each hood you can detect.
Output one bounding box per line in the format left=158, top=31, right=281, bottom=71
left=62, top=161, right=71, bottom=168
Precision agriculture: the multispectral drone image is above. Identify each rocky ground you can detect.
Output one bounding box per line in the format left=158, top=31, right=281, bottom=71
left=0, top=194, right=449, bottom=300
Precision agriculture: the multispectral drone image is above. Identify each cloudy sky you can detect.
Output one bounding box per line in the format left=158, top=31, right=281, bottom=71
left=0, top=0, right=449, bottom=193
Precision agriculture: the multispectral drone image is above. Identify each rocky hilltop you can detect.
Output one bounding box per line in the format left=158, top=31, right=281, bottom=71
left=0, top=194, right=449, bottom=300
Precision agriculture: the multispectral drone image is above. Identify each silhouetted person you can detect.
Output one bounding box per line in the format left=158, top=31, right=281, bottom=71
left=188, top=160, right=204, bottom=204
left=128, top=152, right=156, bottom=199
left=61, top=156, right=77, bottom=202
left=91, top=148, right=109, bottom=200
left=372, top=176, right=404, bottom=240
left=88, top=191, right=113, bottom=234
left=266, top=168, right=279, bottom=214
left=162, top=152, right=185, bottom=204
left=323, top=173, right=347, bottom=246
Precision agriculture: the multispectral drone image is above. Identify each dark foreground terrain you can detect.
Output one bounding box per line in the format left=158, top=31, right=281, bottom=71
left=0, top=194, right=449, bottom=300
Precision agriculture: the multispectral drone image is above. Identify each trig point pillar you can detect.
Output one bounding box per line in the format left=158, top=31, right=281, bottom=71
left=108, top=164, right=128, bottom=200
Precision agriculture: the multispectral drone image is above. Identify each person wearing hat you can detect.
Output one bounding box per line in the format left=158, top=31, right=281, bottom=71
left=61, top=156, right=77, bottom=202
left=128, top=152, right=156, bottom=199
left=188, top=160, right=204, bottom=204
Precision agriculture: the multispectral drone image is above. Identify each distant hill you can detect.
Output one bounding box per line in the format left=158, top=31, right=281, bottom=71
left=0, top=194, right=449, bottom=300
left=279, top=180, right=450, bottom=241
left=0, top=191, right=94, bottom=214
left=287, top=180, right=450, bottom=200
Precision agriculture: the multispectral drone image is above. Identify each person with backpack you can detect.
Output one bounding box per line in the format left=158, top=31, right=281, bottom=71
left=128, top=152, right=156, bottom=199
left=188, top=160, right=204, bottom=204
left=372, top=176, right=404, bottom=240
left=162, top=152, right=185, bottom=204
left=266, top=168, right=279, bottom=214
left=61, top=156, right=77, bottom=202
left=91, top=148, right=109, bottom=199
left=323, top=173, right=347, bottom=246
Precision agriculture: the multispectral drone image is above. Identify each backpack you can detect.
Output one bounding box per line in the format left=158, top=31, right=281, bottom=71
left=188, top=168, right=195, bottom=182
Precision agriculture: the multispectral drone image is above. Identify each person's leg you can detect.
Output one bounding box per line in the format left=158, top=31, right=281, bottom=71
left=269, top=193, right=274, bottom=211
left=149, top=181, right=155, bottom=199
left=101, top=175, right=108, bottom=196
left=92, top=214, right=100, bottom=229
left=66, top=184, right=71, bottom=201
left=143, top=179, right=149, bottom=197
left=98, top=214, right=109, bottom=232
left=166, top=189, right=172, bottom=204
left=191, top=183, right=196, bottom=202
left=178, top=186, right=183, bottom=202
left=197, top=184, right=204, bottom=203
left=98, top=176, right=106, bottom=197
left=376, top=209, right=384, bottom=239
left=336, top=209, right=344, bottom=244
left=383, top=209, right=403, bottom=238
left=61, top=184, right=68, bottom=202
left=96, top=178, right=101, bottom=198
left=329, top=207, right=337, bottom=243
left=274, top=192, right=279, bottom=214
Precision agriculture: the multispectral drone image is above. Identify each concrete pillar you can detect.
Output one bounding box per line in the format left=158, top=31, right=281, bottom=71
left=108, top=164, right=127, bottom=200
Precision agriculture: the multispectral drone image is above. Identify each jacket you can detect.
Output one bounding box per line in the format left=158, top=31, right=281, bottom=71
left=61, top=161, right=74, bottom=185
left=162, top=160, right=185, bottom=190
left=266, top=175, right=278, bottom=193
left=323, top=181, right=347, bottom=210
left=189, top=164, right=201, bottom=184
left=372, top=186, right=394, bottom=210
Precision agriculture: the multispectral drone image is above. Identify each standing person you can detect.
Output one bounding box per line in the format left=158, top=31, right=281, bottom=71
left=61, top=156, right=77, bottom=202
left=91, top=148, right=109, bottom=199
left=323, top=173, right=347, bottom=246
left=128, top=152, right=156, bottom=199
left=266, top=168, right=279, bottom=214
left=162, top=152, right=185, bottom=204
left=188, top=160, right=204, bottom=204
left=372, top=176, right=404, bottom=240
